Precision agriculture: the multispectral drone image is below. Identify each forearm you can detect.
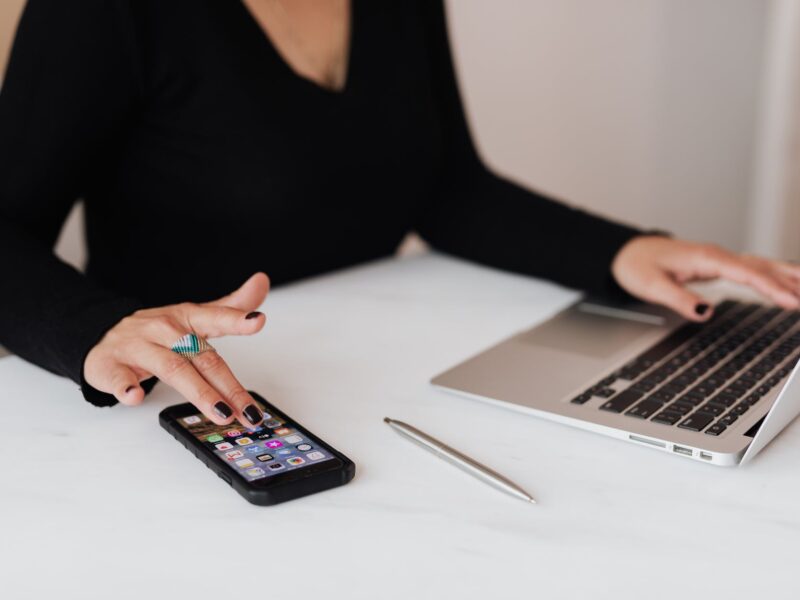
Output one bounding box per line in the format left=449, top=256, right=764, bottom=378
left=0, top=222, right=142, bottom=404
left=416, top=166, right=642, bottom=297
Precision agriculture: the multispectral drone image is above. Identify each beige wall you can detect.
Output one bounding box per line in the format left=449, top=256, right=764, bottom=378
left=0, top=0, right=24, bottom=79
left=747, top=0, right=800, bottom=260
left=447, top=0, right=767, bottom=251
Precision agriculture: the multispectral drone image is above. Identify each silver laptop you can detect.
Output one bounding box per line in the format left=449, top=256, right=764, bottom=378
left=432, top=299, right=800, bottom=466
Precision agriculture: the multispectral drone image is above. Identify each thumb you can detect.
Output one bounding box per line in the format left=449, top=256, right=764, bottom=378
left=207, top=272, right=270, bottom=311
left=637, top=272, right=712, bottom=322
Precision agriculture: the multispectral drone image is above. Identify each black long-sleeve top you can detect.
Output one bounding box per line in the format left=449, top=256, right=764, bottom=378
left=0, top=0, right=641, bottom=407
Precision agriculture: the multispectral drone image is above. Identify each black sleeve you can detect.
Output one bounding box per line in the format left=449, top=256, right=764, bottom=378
left=414, top=0, right=643, bottom=297
left=0, top=0, right=144, bottom=406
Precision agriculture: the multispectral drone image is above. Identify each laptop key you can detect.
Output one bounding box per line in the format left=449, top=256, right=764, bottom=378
left=705, top=423, right=727, bottom=436
left=600, top=389, right=645, bottom=413
left=617, top=368, right=640, bottom=381
left=668, top=401, right=693, bottom=415
left=691, top=384, right=716, bottom=397
left=652, top=389, right=677, bottom=402
left=678, top=412, right=715, bottom=432
left=570, top=392, right=593, bottom=405
left=661, top=382, right=687, bottom=394
left=699, top=402, right=726, bottom=417
left=592, top=387, right=616, bottom=398
left=742, top=393, right=761, bottom=406
left=632, top=379, right=657, bottom=393
left=721, top=386, right=746, bottom=399
left=625, top=400, right=663, bottom=419
left=676, top=393, right=705, bottom=407
left=652, top=410, right=682, bottom=425
left=709, top=392, right=738, bottom=408
left=767, top=374, right=783, bottom=386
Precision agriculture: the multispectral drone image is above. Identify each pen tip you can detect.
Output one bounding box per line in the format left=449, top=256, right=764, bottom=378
left=529, top=498, right=537, bottom=505
left=383, top=417, right=391, bottom=424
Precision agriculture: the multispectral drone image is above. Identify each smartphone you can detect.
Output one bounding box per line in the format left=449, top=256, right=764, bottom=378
left=159, top=391, right=355, bottom=505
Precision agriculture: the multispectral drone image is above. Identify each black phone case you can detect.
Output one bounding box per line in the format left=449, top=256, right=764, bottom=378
left=159, top=392, right=356, bottom=506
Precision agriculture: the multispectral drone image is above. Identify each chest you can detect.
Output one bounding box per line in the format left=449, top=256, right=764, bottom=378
left=240, top=0, right=351, bottom=93
left=119, top=1, right=442, bottom=219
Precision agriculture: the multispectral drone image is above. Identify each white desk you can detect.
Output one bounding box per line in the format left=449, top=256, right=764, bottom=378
left=1, top=254, right=798, bottom=599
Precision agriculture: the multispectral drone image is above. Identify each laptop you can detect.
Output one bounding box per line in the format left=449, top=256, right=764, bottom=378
left=431, top=298, right=800, bottom=465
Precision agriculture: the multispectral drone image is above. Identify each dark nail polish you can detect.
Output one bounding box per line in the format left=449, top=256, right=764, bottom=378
left=124, top=385, right=136, bottom=394
left=243, top=404, right=263, bottom=425
left=213, top=401, right=233, bottom=419
left=245, top=311, right=263, bottom=320
left=695, top=303, right=710, bottom=316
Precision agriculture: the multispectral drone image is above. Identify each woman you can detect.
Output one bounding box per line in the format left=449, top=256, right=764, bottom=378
left=1, top=0, right=798, bottom=431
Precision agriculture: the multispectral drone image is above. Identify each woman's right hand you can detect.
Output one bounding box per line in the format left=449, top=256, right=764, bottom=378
left=84, top=273, right=271, bottom=429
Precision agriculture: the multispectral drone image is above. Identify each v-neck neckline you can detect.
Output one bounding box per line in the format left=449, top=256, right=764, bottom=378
left=235, top=0, right=358, bottom=98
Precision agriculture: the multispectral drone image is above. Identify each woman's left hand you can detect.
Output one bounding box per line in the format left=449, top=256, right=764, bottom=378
left=611, top=236, right=800, bottom=322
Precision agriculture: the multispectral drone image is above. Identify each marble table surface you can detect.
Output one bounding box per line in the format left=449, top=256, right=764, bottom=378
left=1, top=254, right=798, bottom=599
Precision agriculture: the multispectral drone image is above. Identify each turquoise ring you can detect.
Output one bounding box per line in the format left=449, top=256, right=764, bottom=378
left=170, top=333, right=215, bottom=359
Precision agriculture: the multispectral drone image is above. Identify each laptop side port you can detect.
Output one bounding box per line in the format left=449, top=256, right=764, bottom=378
left=673, top=445, right=693, bottom=457
left=699, top=452, right=713, bottom=461
left=629, top=434, right=666, bottom=448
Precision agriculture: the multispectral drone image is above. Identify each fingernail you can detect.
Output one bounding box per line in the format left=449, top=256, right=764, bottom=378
left=213, top=402, right=233, bottom=419
left=695, top=303, right=710, bottom=316
left=243, top=404, right=263, bottom=426
left=124, top=385, right=136, bottom=394
left=245, top=311, right=263, bottom=320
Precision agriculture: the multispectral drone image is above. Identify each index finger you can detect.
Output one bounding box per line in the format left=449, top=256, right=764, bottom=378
left=176, top=304, right=267, bottom=339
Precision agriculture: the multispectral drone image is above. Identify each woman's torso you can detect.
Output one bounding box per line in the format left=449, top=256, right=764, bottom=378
left=86, top=0, right=444, bottom=305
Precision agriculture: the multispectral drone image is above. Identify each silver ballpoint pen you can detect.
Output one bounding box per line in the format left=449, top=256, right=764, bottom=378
left=383, top=417, right=537, bottom=504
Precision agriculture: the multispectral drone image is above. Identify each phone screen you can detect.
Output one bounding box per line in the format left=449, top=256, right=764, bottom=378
left=177, top=410, right=335, bottom=482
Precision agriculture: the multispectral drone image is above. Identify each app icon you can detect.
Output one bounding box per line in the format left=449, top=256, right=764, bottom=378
left=268, top=462, right=285, bottom=471
left=235, top=459, right=254, bottom=468
left=307, top=451, right=325, bottom=461
left=256, top=453, right=274, bottom=462
left=277, top=449, right=291, bottom=455
left=235, top=437, right=254, bottom=446
left=206, top=434, right=224, bottom=443
left=225, top=450, right=244, bottom=460
left=274, top=427, right=291, bottom=436
left=246, top=468, right=265, bottom=478
left=265, top=440, right=283, bottom=449
left=265, top=419, right=282, bottom=429
left=246, top=445, right=263, bottom=454
left=215, top=442, right=234, bottom=451
left=284, top=434, right=302, bottom=444
left=296, top=443, right=312, bottom=452
left=183, top=415, right=202, bottom=425
left=224, top=429, right=241, bottom=438
left=287, top=457, right=305, bottom=466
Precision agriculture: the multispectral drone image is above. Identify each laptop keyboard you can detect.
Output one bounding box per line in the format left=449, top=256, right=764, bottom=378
left=570, top=300, right=800, bottom=436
